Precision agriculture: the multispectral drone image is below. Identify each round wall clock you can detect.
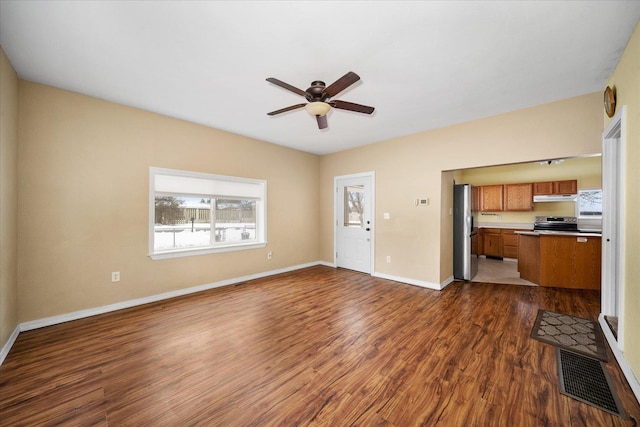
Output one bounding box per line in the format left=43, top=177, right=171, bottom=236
left=604, top=86, right=616, bottom=118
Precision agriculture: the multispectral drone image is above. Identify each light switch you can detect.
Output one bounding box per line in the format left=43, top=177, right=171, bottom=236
left=383, top=212, right=390, bottom=219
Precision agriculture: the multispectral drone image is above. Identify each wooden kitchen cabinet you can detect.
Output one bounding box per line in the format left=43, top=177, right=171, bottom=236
left=471, top=185, right=480, bottom=212
left=533, top=181, right=554, bottom=195
left=479, top=185, right=504, bottom=212
left=482, top=228, right=502, bottom=258
left=501, top=229, right=519, bottom=259
left=517, top=233, right=601, bottom=290
left=518, top=234, right=540, bottom=284
left=533, top=180, right=577, bottom=195
left=539, top=234, right=601, bottom=289
left=504, top=183, right=533, bottom=211
left=554, top=180, right=578, bottom=194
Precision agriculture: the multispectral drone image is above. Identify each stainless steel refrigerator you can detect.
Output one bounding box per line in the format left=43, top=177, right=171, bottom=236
left=454, top=184, right=478, bottom=280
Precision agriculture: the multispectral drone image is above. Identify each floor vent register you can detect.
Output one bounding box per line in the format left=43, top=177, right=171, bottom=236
left=557, top=348, right=627, bottom=418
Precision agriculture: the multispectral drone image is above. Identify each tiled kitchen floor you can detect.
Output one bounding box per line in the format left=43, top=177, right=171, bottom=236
left=472, top=256, right=537, bottom=286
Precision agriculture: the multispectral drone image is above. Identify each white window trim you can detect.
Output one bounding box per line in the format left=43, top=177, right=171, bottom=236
left=149, top=167, right=267, bottom=260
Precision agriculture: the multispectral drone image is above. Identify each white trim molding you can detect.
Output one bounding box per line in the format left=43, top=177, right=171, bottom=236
left=599, top=314, right=640, bottom=404
left=373, top=271, right=453, bottom=291
left=0, top=325, right=20, bottom=366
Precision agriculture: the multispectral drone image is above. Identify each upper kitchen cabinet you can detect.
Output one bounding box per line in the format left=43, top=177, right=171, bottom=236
left=504, top=183, right=533, bottom=211
left=554, top=180, right=578, bottom=194
left=533, top=180, right=578, bottom=195
left=479, top=185, right=504, bottom=212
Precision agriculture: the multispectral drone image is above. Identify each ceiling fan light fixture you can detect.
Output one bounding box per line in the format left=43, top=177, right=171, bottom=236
left=305, top=101, right=331, bottom=116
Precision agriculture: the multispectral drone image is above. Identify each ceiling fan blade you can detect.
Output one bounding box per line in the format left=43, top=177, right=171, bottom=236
left=266, top=78, right=307, bottom=97
left=316, top=114, right=328, bottom=129
left=330, top=100, right=375, bottom=114
left=267, top=103, right=306, bottom=116
left=324, top=71, right=361, bottom=98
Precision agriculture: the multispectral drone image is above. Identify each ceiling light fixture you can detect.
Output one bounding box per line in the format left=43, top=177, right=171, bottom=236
left=538, top=159, right=565, bottom=166
left=305, top=101, right=331, bottom=116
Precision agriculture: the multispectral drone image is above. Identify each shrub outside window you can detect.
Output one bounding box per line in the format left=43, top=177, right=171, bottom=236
left=149, top=168, right=266, bottom=260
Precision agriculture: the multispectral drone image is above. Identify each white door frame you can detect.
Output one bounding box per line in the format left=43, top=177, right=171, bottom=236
left=334, top=171, right=375, bottom=274
left=601, top=105, right=626, bottom=351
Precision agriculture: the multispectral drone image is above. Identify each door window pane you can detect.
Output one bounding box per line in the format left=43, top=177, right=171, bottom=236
left=343, top=185, right=364, bottom=227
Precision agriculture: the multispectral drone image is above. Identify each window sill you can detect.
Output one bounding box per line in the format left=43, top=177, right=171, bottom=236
left=149, top=241, right=267, bottom=260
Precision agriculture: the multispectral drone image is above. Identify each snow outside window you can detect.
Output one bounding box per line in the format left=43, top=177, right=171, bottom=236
left=149, top=167, right=266, bottom=260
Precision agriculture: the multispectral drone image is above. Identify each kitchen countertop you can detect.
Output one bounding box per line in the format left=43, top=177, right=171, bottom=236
left=515, top=230, right=602, bottom=237
left=477, top=223, right=532, bottom=230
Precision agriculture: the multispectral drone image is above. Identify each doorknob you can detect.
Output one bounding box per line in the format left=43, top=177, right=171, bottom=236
left=366, top=228, right=371, bottom=231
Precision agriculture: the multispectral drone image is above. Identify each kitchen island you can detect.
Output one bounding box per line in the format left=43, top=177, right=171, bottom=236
left=516, top=231, right=601, bottom=290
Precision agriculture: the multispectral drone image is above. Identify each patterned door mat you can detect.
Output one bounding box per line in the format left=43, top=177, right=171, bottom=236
left=531, top=309, right=608, bottom=362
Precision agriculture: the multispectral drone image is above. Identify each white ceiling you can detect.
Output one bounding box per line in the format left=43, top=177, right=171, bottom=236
left=1, top=1, right=639, bottom=155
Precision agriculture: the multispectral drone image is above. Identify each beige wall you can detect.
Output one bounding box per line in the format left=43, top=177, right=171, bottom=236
left=0, top=47, right=19, bottom=350
left=17, top=82, right=320, bottom=322
left=606, top=21, right=640, bottom=385
left=320, top=93, right=602, bottom=285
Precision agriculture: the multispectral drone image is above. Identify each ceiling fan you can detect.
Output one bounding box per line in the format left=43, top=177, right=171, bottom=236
left=266, top=71, right=375, bottom=129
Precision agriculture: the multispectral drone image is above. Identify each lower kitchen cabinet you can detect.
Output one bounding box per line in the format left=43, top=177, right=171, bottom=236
left=480, top=228, right=521, bottom=259
left=501, top=229, right=519, bottom=259
left=517, top=233, right=601, bottom=290
left=482, top=228, right=502, bottom=258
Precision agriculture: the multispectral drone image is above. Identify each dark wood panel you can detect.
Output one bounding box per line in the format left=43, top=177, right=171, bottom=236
left=0, top=266, right=636, bottom=426
left=518, top=234, right=540, bottom=283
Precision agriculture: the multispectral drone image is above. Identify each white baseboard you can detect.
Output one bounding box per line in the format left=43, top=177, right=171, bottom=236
left=18, top=261, right=323, bottom=333
left=599, top=314, right=640, bottom=404
left=0, top=325, right=20, bottom=366
left=372, top=271, right=448, bottom=290
left=440, top=275, right=455, bottom=289
left=316, top=260, right=335, bottom=268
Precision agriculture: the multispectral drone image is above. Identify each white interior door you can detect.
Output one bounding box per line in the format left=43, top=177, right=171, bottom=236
left=602, top=106, right=625, bottom=349
left=335, top=173, right=374, bottom=274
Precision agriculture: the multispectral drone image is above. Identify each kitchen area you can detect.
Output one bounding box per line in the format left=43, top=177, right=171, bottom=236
left=452, top=156, right=602, bottom=290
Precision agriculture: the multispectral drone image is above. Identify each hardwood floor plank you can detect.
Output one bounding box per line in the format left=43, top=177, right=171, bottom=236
left=1, top=266, right=637, bottom=426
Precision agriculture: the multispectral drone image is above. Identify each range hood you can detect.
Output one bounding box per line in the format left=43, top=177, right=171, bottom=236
left=533, top=194, right=577, bottom=203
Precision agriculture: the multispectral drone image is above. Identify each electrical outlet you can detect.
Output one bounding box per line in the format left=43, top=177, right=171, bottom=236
left=111, top=271, right=120, bottom=282
left=267, top=251, right=273, bottom=260
left=386, top=256, right=391, bottom=263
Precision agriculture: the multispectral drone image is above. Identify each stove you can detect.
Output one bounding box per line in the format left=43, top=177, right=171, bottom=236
left=533, top=216, right=578, bottom=232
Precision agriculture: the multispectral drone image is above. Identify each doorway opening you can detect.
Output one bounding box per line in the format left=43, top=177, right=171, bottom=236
left=601, top=106, right=626, bottom=349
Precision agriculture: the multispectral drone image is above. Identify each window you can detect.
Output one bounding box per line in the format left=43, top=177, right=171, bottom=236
left=343, top=185, right=365, bottom=227
left=149, top=167, right=266, bottom=260
left=576, top=188, right=602, bottom=219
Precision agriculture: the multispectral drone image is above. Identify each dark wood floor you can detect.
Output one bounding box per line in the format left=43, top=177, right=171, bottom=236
left=1, top=266, right=638, bottom=426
